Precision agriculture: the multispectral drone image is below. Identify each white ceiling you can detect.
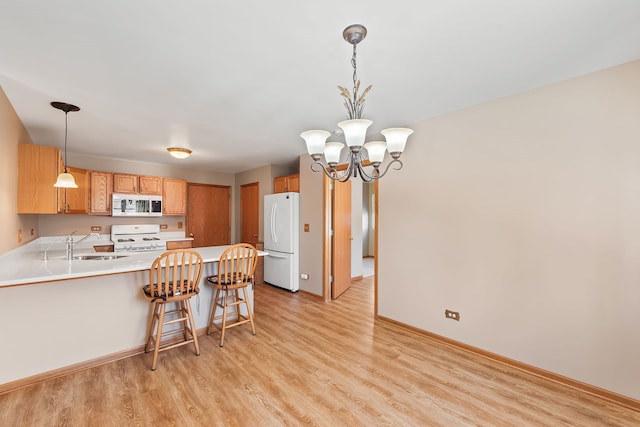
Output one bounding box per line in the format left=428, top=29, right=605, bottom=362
left=1, top=1, right=639, bottom=174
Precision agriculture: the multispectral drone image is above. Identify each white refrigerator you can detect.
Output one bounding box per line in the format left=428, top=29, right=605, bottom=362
left=264, top=192, right=300, bottom=292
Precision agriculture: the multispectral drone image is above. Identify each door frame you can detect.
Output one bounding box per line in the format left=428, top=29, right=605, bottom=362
left=323, top=178, right=379, bottom=312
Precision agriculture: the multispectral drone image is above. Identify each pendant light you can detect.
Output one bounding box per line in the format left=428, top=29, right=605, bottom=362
left=52, top=101, right=80, bottom=188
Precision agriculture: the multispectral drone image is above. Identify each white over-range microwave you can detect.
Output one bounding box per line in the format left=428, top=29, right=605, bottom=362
left=112, top=193, right=162, bottom=217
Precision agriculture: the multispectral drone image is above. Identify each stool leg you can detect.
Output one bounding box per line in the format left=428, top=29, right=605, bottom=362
left=220, top=288, right=228, bottom=347
left=242, top=286, right=256, bottom=335
left=184, top=298, right=200, bottom=356
left=145, top=302, right=160, bottom=353
left=151, top=303, right=166, bottom=371
left=207, top=287, right=221, bottom=336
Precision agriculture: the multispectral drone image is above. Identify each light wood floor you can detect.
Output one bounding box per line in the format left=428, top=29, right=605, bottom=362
left=1, top=277, right=638, bottom=426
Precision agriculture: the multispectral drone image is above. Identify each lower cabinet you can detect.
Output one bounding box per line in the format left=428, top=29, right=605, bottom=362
left=166, top=240, right=192, bottom=250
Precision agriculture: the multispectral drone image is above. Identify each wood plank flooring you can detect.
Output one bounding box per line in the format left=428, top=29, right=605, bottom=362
left=1, top=277, right=639, bottom=426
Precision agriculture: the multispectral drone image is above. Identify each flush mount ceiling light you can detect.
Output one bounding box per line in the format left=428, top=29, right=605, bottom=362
left=167, top=147, right=192, bottom=159
left=301, top=24, right=413, bottom=182
left=52, top=101, right=80, bottom=188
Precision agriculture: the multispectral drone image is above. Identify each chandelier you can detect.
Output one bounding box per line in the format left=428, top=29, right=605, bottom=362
left=300, top=24, right=413, bottom=182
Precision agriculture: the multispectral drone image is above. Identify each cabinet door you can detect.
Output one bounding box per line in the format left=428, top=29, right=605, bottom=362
left=166, top=240, right=192, bottom=250
left=113, top=173, right=138, bottom=193
left=18, top=144, right=60, bottom=214
left=273, top=176, right=287, bottom=193
left=89, top=171, right=113, bottom=215
left=163, top=178, right=187, bottom=215
left=59, top=167, right=89, bottom=214
left=139, top=175, right=163, bottom=195
left=287, top=174, right=300, bottom=192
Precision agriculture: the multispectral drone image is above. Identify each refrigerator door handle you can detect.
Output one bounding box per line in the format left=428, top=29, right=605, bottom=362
left=271, top=202, right=277, bottom=244
left=267, top=253, right=288, bottom=259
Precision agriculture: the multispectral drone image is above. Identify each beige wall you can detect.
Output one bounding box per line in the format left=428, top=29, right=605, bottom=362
left=378, top=60, right=640, bottom=400
left=0, top=87, right=38, bottom=253
left=299, top=155, right=324, bottom=295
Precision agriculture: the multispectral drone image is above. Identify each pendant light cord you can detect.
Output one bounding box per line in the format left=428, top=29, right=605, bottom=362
left=63, top=111, right=68, bottom=173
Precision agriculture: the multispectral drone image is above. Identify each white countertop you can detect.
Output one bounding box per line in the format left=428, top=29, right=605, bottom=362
left=0, top=238, right=265, bottom=288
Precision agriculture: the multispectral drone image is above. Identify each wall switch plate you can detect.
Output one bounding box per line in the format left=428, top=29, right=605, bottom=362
left=90, top=226, right=102, bottom=232
left=178, top=222, right=183, bottom=229
left=445, top=309, right=460, bottom=321
left=17, top=229, right=22, bottom=243
left=304, top=224, right=310, bottom=232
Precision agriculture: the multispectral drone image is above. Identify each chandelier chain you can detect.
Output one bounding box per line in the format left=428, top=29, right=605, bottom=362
left=351, top=43, right=358, bottom=108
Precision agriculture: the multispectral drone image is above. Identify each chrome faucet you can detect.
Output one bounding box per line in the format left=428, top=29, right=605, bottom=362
left=66, top=232, right=101, bottom=260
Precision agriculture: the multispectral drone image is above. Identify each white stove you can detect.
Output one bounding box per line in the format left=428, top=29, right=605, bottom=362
left=111, top=224, right=167, bottom=252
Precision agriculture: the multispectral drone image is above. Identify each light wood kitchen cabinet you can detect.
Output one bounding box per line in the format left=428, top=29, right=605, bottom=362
left=89, top=171, right=113, bottom=215
left=113, top=173, right=163, bottom=195
left=274, top=173, right=299, bottom=193
left=139, top=175, right=163, bottom=195
left=18, top=143, right=62, bottom=214
left=163, top=178, right=187, bottom=215
left=58, top=166, right=89, bottom=214
left=113, top=173, right=138, bottom=194
left=166, top=240, right=192, bottom=250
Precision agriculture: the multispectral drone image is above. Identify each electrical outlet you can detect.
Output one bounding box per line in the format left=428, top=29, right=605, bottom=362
left=445, top=309, right=460, bottom=321
left=160, top=224, right=168, bottom=230
left=17, top=229, right=22, bottom=243
left=91, top=226, right=102, bottom=232
left=304, top=224, right=310, bottom=232
left=178, top=222, right=183, bottom=229
left=300, top=273, right=309, bottom=280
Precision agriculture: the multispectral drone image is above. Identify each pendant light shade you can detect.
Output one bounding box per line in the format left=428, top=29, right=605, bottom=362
left=54, top=172, right=78, bottom=188
left=51, top=101, right=80, bottom=188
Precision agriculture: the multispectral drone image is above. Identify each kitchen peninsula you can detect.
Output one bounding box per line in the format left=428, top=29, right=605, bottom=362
left=0, top=239, right=266, bottom=391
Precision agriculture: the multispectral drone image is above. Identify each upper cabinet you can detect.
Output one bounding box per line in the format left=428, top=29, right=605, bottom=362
left=274, top=173, right=299, bottom=193
left=89, top=171, right=113, bottom=215
left=139, top=175, right=163, bottom=195
left=163, top=178, right=187, bottom=215
left=18, top=143, right=61, bottom=214
left=58, top=166, right=89, bottom=214
left=113, top=173, right=138, bottom=194
left=113, top=173, right=163, bottom=195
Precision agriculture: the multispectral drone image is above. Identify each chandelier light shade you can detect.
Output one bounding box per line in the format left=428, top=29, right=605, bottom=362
left=300, top=24, right=414, bottom=182
left=51, top=101, right=80, bottom=188
left=167, top=147, right=192, bottom=159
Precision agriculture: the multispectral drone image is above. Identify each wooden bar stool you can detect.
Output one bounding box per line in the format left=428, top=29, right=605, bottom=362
left=142, top=249, right=204, bottom=370
left=206, top=243, right=258, bottom=347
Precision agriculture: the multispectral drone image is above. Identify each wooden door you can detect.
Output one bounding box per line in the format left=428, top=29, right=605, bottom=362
left=332, top=179, right=352, bottom=299
left=186, top=183, right=231, bottom=247
left=240, top=182, right=260, bottom=245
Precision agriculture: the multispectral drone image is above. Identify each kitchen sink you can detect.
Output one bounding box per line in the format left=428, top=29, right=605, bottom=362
left=72, top=255, right=130, bottom=261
